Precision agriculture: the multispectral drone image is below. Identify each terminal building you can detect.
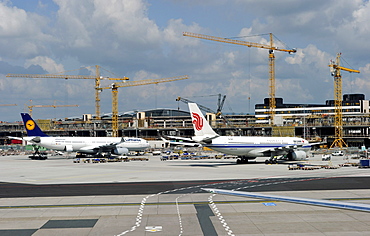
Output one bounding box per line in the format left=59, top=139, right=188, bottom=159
left=1, top=93, right=370, bottom=147
left=255, top=94, right=370, bottom=125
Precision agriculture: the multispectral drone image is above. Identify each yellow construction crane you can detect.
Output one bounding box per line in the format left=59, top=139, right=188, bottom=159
left=100, top=75, right=189, bottom=137
left=0, top=104, right=17, bottom=106
left=6, top=65, right=129, bottom=119
left=183, top=32, right=296, bottom=125
left=26, top=100, right=79, bottom=116
left=329, top=53, right=360, bottom=148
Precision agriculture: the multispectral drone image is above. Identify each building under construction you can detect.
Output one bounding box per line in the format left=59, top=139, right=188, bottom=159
left=1, top=93, right=370, bottom=148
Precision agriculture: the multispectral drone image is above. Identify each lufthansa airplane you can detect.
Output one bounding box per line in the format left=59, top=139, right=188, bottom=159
left=188, top=103, right=312, bottom=164
left=11, top=113, right=150, bottom=157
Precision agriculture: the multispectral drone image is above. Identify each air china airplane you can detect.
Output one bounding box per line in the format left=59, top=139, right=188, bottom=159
left=188, top=103, right=312, bottom=164
left=12, top=113, right=150, bottom=158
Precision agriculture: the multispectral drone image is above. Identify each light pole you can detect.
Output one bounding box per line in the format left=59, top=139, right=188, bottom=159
left=301, top=105, right=306, bottom=140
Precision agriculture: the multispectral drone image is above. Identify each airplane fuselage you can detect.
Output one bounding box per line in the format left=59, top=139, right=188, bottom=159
left=24, top=136, right=150, bottom=154
left=196, top=136, right=310, bottom=157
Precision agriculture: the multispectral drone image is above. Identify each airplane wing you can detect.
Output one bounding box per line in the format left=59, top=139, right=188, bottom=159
left=192, top=135, right=219, bottom=144
left=161, top=136, right=202, bottom=147
left=80, top=143, right=119, bottom=152
left=166, top=135, right=193, bottom=142
left=7, top=136, right=41, bottom=144
left=80, top=142, right=129, bottom=155
left=261, top=141, right=326, bottom=154
left=255, top=144, right=301, bottom=156
left=80, top=145, right=105, bottom=152
left=273, top=144, right=300, bottom=152
left=7, top=136, right=23, bottom=141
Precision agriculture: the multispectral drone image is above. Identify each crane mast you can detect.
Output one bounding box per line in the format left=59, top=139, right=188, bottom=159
left=329, top=53, right=360, bottom=148
left=95, top=65, right=101, bottom=120
left=183, top=32, right=296, bottom=125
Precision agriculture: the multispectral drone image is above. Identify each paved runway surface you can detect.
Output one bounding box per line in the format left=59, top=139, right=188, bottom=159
left=0, top=154, right=370, bottom=235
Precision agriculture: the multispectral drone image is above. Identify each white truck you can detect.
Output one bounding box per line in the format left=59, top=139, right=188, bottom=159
left=331, top=150, right=344, bottom=156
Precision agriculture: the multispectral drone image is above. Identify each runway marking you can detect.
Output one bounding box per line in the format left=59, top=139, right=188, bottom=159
left=208, top=193, right=235, bottom=236
left=114, top=168, right=368, bottom=236
left=115, top=193, right=156, bottom=236
left=114, top=179, right=247, bottom=235
left=114, top=182, right=229, bottom=235
left=175, top=197, right=183, bottom=235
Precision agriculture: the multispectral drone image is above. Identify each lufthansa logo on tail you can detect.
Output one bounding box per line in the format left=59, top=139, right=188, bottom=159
left=25, top=120, right=35, bottom=130
left=191, top=112, right=203, bottom=131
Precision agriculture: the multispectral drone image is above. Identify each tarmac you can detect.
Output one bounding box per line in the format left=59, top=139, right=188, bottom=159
left=0, top=153, right=370, bottom=236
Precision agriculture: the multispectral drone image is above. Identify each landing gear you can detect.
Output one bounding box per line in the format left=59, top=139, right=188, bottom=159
left=75, top=152, right=112, bottom=158
left=265, top=159, right=277, bottom=164
left=29, top=146, right=47, bottom=160
left=265, top=155, right=281, bottom=164
left=236, top=157, right=249, bottom=164
left=96, top=152, right=111, bottom=158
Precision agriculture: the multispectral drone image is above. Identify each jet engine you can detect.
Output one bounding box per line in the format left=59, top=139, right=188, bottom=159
left=286, top=150, right=307, bottom=161
left=111, top=147, right=129, bottom=155
left=31, top=137, right=41, bottom=143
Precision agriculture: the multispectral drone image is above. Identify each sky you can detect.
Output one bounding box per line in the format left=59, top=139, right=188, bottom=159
left=0, top=0, right=370, bottom=121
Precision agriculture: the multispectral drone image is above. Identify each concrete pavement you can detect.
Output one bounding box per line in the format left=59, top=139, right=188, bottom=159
left=0, top=153, right=369, bottom=235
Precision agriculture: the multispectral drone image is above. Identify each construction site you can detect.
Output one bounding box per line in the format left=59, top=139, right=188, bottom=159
left=0, top=33, right=367, bottom=149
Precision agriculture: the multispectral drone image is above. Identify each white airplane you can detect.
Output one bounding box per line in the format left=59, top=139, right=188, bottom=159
left=188, top=103, right=312, bottom=164
left=11, top=113, right=150, bottom=158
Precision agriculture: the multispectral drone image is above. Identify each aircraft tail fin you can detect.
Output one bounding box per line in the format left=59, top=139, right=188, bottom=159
left=188, top=103, right=218, bottom=137
left=21, top=113, right=49, bottom=137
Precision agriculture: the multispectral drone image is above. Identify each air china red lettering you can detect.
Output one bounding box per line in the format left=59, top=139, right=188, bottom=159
left=192, top=112, right=203, bottom=131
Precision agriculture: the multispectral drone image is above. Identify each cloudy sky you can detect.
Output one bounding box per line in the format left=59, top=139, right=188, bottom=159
left=0, top=0, right=369, bottom=121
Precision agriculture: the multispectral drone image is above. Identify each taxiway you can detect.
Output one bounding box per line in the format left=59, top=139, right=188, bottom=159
left=0, top=154, right=369, bottom=235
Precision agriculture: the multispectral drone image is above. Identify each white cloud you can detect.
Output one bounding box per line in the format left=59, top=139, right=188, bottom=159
left=1, top=0, right=370, bottom=120
left=25, top=56, right=64, bottom=74
left=0, top=2, right=53, bottom=58
left=289, top=44, right=330, bottom=70
left=52, top=0, right=161, bottom=57
left=0, top=2, right=34, bottom=37
left=360, top=63, right=370, bottom=75
left=334, top=1, right=370, bottom=56
left=285, top=49, right=304, bottom=65
left=235, top=0, right=370, bottom=61
left=342, top=63, right=370, bottom=96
